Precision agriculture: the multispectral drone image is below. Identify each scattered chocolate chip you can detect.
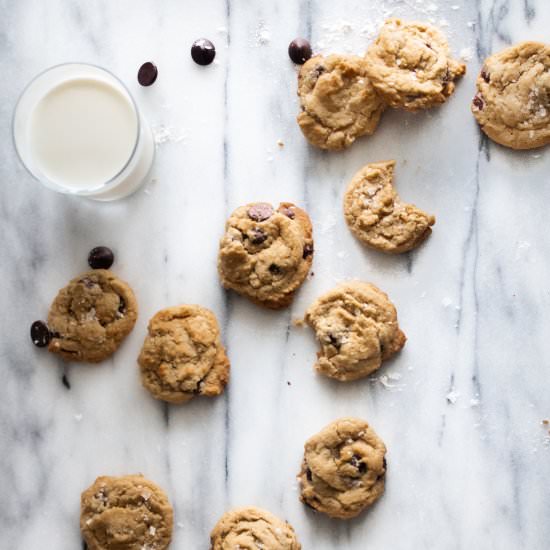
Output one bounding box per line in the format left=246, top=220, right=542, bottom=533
left=137, top=62, right=158, bottom=86
left=247, top=203, right=273, bottom=222
left=62, top=373, right=71, bottom=390
left=288, top=38, right=312, bottom=64
left=472, top=94, right=484, bottom=110
left=191, top=38, right=216, bottom=66
left=303, top=243, right=314, bottom=259
left=306, top=468, right=313, bottom=481
left=481, top=68, right=490, bottom=83
left=287, top=380, right=291, bottom=386
left=250, top=228, right=268, bottom=245
left=88, top=246, right=114, bottom=269
left=269, top=263, right=282, bottom=275
left=279, top=206, right=295, bottom=219
left=30, top=320, right=51, bottom=347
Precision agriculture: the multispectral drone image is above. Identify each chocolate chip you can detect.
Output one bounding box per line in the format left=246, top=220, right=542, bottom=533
left=288, top=38, right=312, bottom=64
left=481, top=68, right=490, bottom=83
left=118, top=296, right=126, bottom=315
left=191, top=38, right=216, bottom=66
left=472, top=94, right=484, bottom=110
left=383, top=457, right=387, bottom=470
left=269, top=263, right=282, bottom=275
left=30, top=320, right=51, bottom=347
left=250, top=228, right=268, bottom=245
left=279, top=206, right=295, bottom=219
left=88, top=246, right=114, bottom=269
left=306, top=468, right=313, bottom=481
left=350, top=454, right=367, bottom=473
left=137, top=62, right=158, bottom=86
left=303, top=243, right=314, bottom=259
left=247, top=203, right=273, bottom=222
left=328, top=333, right=341, bottom=349
left=313, top=65, right=326, bottom=78
left=62, top=373, right=71, bottom=390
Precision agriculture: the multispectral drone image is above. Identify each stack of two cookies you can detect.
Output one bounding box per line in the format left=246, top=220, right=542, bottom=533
left=297, top=18, right=466, bottom=151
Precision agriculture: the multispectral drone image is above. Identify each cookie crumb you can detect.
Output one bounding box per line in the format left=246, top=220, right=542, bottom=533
left=277, top=139, right=285, bottom=148
left=446, top=390, right=460, bottom=404
left=293, top=318, right=305, bottom=327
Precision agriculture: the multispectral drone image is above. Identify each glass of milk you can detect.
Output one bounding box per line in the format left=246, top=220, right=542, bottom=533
left=13, top=63, right=154, bottom=201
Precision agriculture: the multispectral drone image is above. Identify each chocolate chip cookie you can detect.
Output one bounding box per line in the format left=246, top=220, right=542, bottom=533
left=297, top=54, right=386, bottom=150
left=472, top=41, right=550, bottom=149
left=210, top=507, right=301, bottom=550
left=298, top=417, right=387, bottom=519
left=364, top=18, right=466, bottom=111
left=47, top=269, right=137, bottom=363
left=343, top=160, right=435, bottom=253
left=303, top=281, right=405, bottom=381
left=218, top=202, right=314, bottom=309
left=138, top=305, right=230, bottom=404
left=80, top=475, right=173, bottom=550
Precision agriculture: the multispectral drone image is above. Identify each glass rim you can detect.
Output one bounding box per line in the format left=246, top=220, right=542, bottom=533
left=12, top=62, right=141, bottom=196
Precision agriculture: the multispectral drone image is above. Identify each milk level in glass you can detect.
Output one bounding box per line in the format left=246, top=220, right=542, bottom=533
left=13, top=64, right=154, bottom=201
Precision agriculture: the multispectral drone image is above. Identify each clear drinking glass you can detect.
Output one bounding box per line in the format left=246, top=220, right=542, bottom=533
left=13, top=63, right=155, bottom=201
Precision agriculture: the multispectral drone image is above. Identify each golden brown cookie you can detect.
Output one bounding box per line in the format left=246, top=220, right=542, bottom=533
left=218, top=202, right=313, bottom=309
left=343, top=160, right=435, bottom=253
left=80, top=475, right=173, bottom=550
left=138, top=305, right=230, bottom=404
left=298, top=417, right=387, bottom=519
left=210, top=507, right=301, bottom=549
left=297, top=54, right=386, bottom=150
left=303, top=281, right=405, bottom=381
left=47, top=269, right=137, bottom=363
left=472, top=41, right=550, bottom=149
left=364, top=18, right=466, bottom=111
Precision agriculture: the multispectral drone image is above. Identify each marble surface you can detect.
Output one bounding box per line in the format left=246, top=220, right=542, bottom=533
left=1, top=0, right=550, bottom=548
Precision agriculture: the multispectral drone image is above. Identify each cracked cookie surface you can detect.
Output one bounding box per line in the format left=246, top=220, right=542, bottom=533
left=210, top=507, right=301, bottom=550
left=343, top=160, right=435, bottom=253
left=472, top=41, right=550, bottom=149
left=47, top=269, right=137, bottom=363
left=80, top=475, right=173, bottom=550
left=297, top=54, right=385, bottom=150
left=218, top=202, right=313, bottom=309
left=138, top=305, right=230, bottom=404
left=364, top=18, right=466, bottom=111
left=304, top=281, right=405, bottom=381
left=298, top=417, right=387, bottom=519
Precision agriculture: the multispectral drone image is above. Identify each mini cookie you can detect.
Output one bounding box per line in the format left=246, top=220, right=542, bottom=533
left=80, top=475, right=173, bottom=550
left=138, top=305, right=230, bottom=404
left=303, top=281, right=405, bottom=381
left=343, top=160, right=435, bottom=253
left=364, top=18, right=466, bottom=111
left=210, top=507, right=301, bottom=550
left=297, top=54, right=386, bottom=150
left=218, top=202, right=313, bottom=309
left=47, top=269, right=137, bottom=363
left=472, top=41, right=550, bottom=149
left=298, top=417, right=387, bottom=519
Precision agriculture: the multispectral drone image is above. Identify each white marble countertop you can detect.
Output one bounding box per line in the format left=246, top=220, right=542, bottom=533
left=2, top=0, right=550, bottom=548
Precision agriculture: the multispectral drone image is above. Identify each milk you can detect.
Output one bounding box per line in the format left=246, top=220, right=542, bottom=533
left=30, top=78, right=138, bottom=190
left=13, top=63, right=154, bottom=200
